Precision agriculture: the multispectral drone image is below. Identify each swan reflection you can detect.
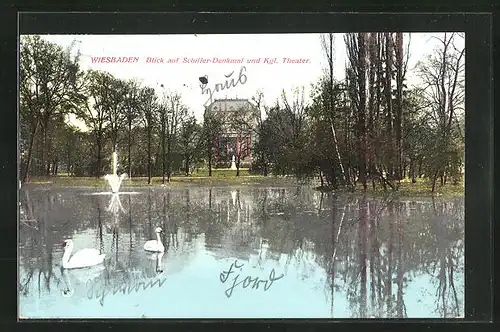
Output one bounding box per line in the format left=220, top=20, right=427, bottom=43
left=19, top=186, right=464, bottom=318
left=59, top=265, right=105, bottom=298
left=147, top=252, right=165, bottom=274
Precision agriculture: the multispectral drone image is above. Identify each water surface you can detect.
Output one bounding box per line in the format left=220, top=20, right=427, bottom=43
left=18, top=185, right=464, bottom=318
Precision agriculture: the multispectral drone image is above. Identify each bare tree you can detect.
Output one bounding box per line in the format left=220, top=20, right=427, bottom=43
left=394, top=33, right=411, bottom=181
left=345, top=33, right=368, bottom=190
left=163, top=92, right=187, bottom=182
left=123, top=79, right=141, bottom=179
left=417, top=33, right=465, bottom=192
left=321, top=33, right=350, bottom=187
left=138, top=87, right=158, bottom=184
left=178, top=115, right=202, bottom=176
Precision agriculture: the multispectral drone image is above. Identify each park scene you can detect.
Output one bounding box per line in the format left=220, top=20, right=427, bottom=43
left=19, top=33, right=464, bottom=318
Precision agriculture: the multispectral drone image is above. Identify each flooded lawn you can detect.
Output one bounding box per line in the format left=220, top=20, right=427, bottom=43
left=18, top=185, right=464, bottom=319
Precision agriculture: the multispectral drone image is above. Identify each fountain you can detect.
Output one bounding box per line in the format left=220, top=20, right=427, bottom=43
left=230, top=190, right=237, bottom=206
left=230, top=155, right=237, bottom=170
left=104, top=151, right=127, bottom=194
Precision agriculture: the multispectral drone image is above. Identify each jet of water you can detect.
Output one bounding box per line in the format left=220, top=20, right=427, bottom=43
left=104, top=151, right=127, bottom=193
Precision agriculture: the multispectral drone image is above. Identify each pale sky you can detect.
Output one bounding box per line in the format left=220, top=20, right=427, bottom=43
left=38, top=33, right=462, bottom=124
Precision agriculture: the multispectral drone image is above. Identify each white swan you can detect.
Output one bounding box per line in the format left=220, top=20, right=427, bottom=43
left=62, top=239, right=106, bottom=269
left=144, top=227, right=165, bottom=252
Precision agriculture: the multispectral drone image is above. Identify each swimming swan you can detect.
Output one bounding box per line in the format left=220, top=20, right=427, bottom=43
left=144, top=227, right=164, bottom=252
left=62, top=239, right=106, bottom=269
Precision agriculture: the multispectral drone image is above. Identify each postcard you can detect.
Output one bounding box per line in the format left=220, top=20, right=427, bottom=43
left=18, top=32, right=465, bottom=319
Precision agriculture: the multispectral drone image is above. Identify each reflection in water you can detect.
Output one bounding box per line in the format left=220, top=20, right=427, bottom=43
left=18, top=186, right=464, bottom=318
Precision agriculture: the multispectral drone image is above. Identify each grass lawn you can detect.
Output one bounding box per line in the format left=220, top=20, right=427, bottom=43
left=26, top=169, right=464, bottom=198
left=316, top=176, right=464, bottom=198
left=362, top=177, right=464, bottom=198
left=27, top=168, right=297, bottom=188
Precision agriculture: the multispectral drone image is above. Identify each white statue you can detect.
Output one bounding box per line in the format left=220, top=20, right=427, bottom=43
left=230, top=155, right=237, bottom=170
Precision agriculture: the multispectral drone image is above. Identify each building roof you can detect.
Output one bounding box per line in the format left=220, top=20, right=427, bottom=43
left=206, top=98, right=256, bottom=113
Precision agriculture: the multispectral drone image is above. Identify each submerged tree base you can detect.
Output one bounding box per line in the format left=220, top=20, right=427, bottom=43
left=23, top=173, right=464, bottom=198
left=315, top=177, right=464, bottom=198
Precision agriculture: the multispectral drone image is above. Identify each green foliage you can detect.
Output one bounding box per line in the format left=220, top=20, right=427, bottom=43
left=19, top=35, right=465, bottom=196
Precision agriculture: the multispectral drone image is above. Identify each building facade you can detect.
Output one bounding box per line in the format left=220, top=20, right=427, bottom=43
left=206, top=98, right=259, bottom=166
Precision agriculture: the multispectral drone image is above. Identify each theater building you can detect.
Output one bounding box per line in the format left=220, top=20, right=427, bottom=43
left=205, top=98, right=259, bottom=166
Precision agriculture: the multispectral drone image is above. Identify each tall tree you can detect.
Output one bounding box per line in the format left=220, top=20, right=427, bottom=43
left=201, top=110, right=223, bottom=177
left=178, top=115, right=202, bottom=176
left=76, top=70, right=114, bottom=178
left=416, top=33, right=465, bottom=192
left=138, top=87, right=158, bottom=185
left=164, top=92, right=186, bottom=182
left=123, top=79, right=141, bottom=178
left=345, top=33, right=368, bottom=190
left=394, top=33, right=411, bottom=181
left=105, top=77, right=128, bottom=158
left=19, top=35, right=81, bottom=181
left=157, top=89, right=169, bottom=184
left=321, top=33, right=349, bottom=187
left=384, top=33, right=395, bottom=179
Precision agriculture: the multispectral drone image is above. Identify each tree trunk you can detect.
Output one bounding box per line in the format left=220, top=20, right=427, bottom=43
left=431, top=169, right=440, bottom=193
left=409, top=159, right=416, bottom=183
left=23, top=121, right=38, bottom=183
left=96, top=135, right=102, bottom=179
left=166, top=138, right=172, bottom=182
left=67, top=149, right=72, bottom=175
left=367, top=32, right=379, bottom=190
left=358, top=33, right=368, bottom=191
left=384, top=32, right=394, bottom=178
left=185, top=155, right=190, bottom=176
left=328, top=34, right=348, bottom=188
left=161, top=121, right=166, bottom=184
left=128, top=121, right=132, bottom=179
left=394, top=32, right=404, bottom=181
left=208, top=155, right=212, bottom=177
left=41, top=121, right=48, bottom=177
left=147, top=126, right=152, bottom=185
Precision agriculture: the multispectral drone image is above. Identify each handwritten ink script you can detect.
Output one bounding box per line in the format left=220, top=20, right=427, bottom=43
left=87, top=275, right=167, bottom=306
left=219, top=259, right=284, bottom=298
left=201, top=66, right=248, bottom=107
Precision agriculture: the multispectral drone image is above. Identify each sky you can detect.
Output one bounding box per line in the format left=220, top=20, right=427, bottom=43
left=37, top=33, right=461, bottom=125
